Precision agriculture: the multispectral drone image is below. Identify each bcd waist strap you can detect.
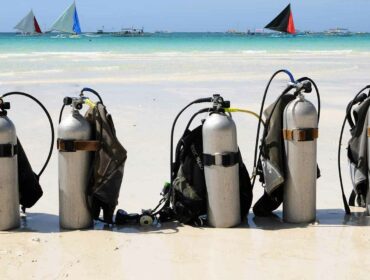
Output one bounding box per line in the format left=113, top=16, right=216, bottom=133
left=203, top=152, right=239, bottom=167
left=57, top=139, right=100, bottom=152
left=0, top=143, right=17, bottom=157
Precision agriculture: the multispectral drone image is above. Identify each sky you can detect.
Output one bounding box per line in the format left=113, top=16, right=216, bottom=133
left=1, top=0, right=370, bottom=32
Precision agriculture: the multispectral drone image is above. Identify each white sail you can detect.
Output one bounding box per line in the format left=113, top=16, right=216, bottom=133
left=14, top=10, right=37, bottom=34
left=51, top=2, right=76, bottom=34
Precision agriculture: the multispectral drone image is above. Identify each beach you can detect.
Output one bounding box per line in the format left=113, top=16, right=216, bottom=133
left=1, top=35, right=370, bottom=279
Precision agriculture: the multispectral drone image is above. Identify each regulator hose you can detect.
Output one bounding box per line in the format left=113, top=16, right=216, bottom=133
left=1, top=92, right=54, bottom=178
left=225, top=108, right=265, bottom=125
left=81, top=87, right=104, bottom=104
left=253, top=70, right=296, bottom=175
left=252, top=70, right=296, bottom=186
left=338, top=85, right=370, bottom=215
left=170, top=97, right=213, bottom=184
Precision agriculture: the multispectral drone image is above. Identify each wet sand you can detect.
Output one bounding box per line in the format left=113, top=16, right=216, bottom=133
left=1, top=51, right=370, bottom=279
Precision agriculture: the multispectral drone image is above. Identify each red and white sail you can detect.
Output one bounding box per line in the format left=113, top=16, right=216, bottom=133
left=14, top=10, right=42, bottom=34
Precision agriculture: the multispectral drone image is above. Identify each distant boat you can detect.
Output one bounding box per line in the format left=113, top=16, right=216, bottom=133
left=112, top=27, right=145, bottom=37
left=325, top=28, right=351, bottom=36
left=96, top=26, right=105, bottom=34
left=265, top=4, right=296, bottom=34
left=226, top=29, right=245, bottom=35
left=50, top=2, right=81, bottom=37
left=14, top=10, right=42, bottom=35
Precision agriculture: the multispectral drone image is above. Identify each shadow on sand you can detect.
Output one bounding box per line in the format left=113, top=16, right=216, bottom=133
left=7, top=208, right=370, bottom=234
left=249, top=208, right=370, bottom=230
left=10, top=212, right=182, bottom=234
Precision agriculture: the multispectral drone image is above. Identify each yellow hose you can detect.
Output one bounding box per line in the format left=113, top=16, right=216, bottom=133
left=84, top=98, right=96, bottom=109
left=225, top=108, right=265, bottom=125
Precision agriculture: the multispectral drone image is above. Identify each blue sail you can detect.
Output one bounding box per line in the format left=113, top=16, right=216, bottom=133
left=73, top=6, right=81, bottom=34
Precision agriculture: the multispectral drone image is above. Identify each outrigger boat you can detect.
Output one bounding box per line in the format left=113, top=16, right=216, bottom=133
left=14, top=10, right=42, bottom=36
left=50, top=2, right=82, bottom=38
left=265, top=3, right=296, bottom=34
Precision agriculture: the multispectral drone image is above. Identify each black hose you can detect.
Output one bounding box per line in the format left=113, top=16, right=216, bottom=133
left=252, top=69, right=296, bottom=187
left=1, top=92, right=55, bottom=178
left=298, top=77, right=321, bottom=121
left=58, top=104, right=65, bottom=124
left=81, top=88, right=104, bottom=104
left=184, top=108, right=210, bottom=132
left=338, top=85, right=370, bottom=215
left=170, top=97, right=212, bottom=185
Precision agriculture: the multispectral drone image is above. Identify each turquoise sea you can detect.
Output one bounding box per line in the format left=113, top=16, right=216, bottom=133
left=0, top=32, right=370, bottom=53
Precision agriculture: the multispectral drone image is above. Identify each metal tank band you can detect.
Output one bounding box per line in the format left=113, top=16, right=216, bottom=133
left=283, top=128, right=319, bottom=141
left=57, top=139, right=100, bottom=152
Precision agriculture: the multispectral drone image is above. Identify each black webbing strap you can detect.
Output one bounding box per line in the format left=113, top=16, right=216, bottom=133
left=203, top=152, right=239, bottom=167
left=0, top=144, right=17, bottom=157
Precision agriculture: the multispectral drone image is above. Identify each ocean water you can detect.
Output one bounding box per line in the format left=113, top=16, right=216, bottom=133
left=0, top=32, right=369, bottom=54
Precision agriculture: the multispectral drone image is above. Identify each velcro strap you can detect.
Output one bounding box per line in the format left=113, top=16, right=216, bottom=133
left=203, top=152, right=239, bottom=167
left=57, top=138, right=100, bottom=152
left=283, top=128, right=319, bottom=142
left=0, top=143, right=17, bottom=157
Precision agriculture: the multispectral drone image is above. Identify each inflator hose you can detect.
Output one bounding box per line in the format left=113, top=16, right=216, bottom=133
left=1, top=92, right=54, bottom=178
left=338, top=85, right=370, bottom=215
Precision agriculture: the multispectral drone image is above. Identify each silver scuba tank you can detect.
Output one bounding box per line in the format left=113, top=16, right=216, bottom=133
left=283, top=94, right=318, bottom=223
left=0, top=104, right=20, bottom=231
left=203, top=109, right=240, bottom=228
left=58, top=98, right=93, bottom=229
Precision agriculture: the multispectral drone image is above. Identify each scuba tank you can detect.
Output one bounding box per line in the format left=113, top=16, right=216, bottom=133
left=0, top=100, right=19, bottom=231
left=58, top=88, right=127, bottom=228
left=0, top=92, right=54, bottom=231
left=253, top=70, right=320, bottom=223
left=203, top=96, right=240, bottom=227
left=58, top=96, right=94, bottom=229
left=283, top=90, right=318, bottom=223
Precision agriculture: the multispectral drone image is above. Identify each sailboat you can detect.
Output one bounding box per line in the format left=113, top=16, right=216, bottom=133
left=265, top=4, right=296, bottom=34
left=50, top=2, right=82, bottom=38
left=14, top=10, right=42, bottom=35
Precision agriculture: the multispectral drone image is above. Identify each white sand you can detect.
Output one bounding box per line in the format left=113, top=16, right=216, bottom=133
left=1, top=52, right=370, bottom=279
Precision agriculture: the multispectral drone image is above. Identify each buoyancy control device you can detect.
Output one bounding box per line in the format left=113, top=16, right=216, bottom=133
left=0, top=92, right=54, bottom=231
left=338, top=85, right=370, bottom=215
left=253, top=70, right=321, bottom=223
left=58, top=88, right=127, bottom=229
left=116, top=94, right=258, bottom=227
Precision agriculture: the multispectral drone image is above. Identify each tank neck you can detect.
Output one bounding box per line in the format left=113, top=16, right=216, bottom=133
left=298, top=93, right=305, bottom=101
left=71, top=108, right=81, bottom=116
